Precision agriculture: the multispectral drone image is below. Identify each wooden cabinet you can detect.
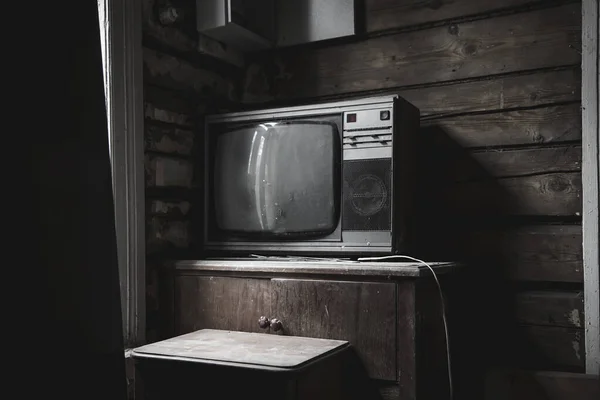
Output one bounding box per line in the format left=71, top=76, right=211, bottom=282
left=169, top=259, right=460, bottom=400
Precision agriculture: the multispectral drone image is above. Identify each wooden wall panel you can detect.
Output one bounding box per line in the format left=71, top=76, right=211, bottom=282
left=446, top=224, right=583, bottom=283
left=365, top=0, right=546, bottom=32
left=145, top=102, right=194, bottom=127
left=445, top=172, right=581, bottom=216
left=145, top=124, right=194, bottom=156
left=245, top=67, right=581, bottom=114
left=485, top=370, right=600, bottom=400
left=401, top=69, right=580, bottom=117
left=144, top=85, right=197, bottom=120
left=147, top=218, right=190, bottom=253
left=145, top=154, right=193, bottom=189
left=143, top=48, right=237, bottom=101
left=517, top=326, right=584, bottom=369
left=515, top=291, right=584, bottom=328
left=148, top=200, right=191, bottom=218
left=144, top=86, right=197, bottom=135
left=256, top=4, right=580, bottom=100
left=423, top=146, right=582, bottom=216
left=449, top=146, right=581, bottom=181
left=422, top=104, right=581, bottom=147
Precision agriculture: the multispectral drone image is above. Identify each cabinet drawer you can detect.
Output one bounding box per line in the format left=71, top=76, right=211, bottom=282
left=271, top=279, right=396, bottom=381
left=175, top=276, right=271, bottom=334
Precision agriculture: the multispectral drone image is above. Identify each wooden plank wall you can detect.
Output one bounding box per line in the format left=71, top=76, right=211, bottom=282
left=141, top=0, right=243, bottom=342
left=485, top=370, right=600, bottom=400
left=241, top=0, right=585, bottom=393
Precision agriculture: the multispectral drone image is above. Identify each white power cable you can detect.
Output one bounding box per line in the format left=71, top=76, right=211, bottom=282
left=358, top=255, right=453, bottom=400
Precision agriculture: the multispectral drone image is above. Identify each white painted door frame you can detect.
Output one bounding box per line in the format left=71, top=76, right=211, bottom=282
left=582, top=0, right=599, bottom=375
left=98, top=0, right=146, bottom=348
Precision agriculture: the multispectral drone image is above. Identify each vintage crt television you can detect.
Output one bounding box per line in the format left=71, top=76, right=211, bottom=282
left=203, top=95, right=420, bottom=256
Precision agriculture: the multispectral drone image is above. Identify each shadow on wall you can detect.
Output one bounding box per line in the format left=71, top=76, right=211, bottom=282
left=412, top=125, right=523, bottom=400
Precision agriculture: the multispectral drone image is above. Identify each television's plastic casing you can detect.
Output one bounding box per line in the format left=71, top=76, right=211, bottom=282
left=202, top=95, right=420, bottom=256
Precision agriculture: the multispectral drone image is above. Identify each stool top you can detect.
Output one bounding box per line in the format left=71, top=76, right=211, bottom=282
left=132, top=329, right=349, bottom=371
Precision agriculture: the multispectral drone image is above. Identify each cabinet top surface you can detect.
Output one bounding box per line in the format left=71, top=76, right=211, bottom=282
left=174, top=258, right=461, bottom=278
left=132, top=329, right=348, bottom=371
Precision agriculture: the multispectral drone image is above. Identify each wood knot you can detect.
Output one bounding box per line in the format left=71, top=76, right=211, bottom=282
left=464, top=43, right=478, bottom=56
left=543, top=175, right=571, bottom=193
left=532, top=133, right=545, bottom=143
left=448, top=24, right=459, bottom=35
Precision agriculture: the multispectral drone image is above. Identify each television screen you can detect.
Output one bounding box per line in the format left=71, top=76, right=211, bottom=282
left=213, top=121, right=339, bottom=237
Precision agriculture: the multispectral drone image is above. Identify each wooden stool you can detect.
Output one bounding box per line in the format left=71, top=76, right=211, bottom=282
left=132, top=329, right=350, bottom=400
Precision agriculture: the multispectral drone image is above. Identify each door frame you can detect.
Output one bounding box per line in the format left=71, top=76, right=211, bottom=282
left=98, top=0, right=146, bottom=348
left=582, top=0, right=599, bottom=375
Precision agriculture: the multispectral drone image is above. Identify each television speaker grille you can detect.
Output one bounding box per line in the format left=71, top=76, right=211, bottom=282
left=342, top=158, right=392, bottom=231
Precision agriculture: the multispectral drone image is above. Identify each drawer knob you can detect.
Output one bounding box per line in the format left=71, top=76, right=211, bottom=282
left=270, top=318, right=283, bottom=332
left=258, top=316, right=270, bottom=329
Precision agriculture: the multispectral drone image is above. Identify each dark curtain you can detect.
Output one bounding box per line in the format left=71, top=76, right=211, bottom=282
left=32, top=1, right=127, bottom=399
